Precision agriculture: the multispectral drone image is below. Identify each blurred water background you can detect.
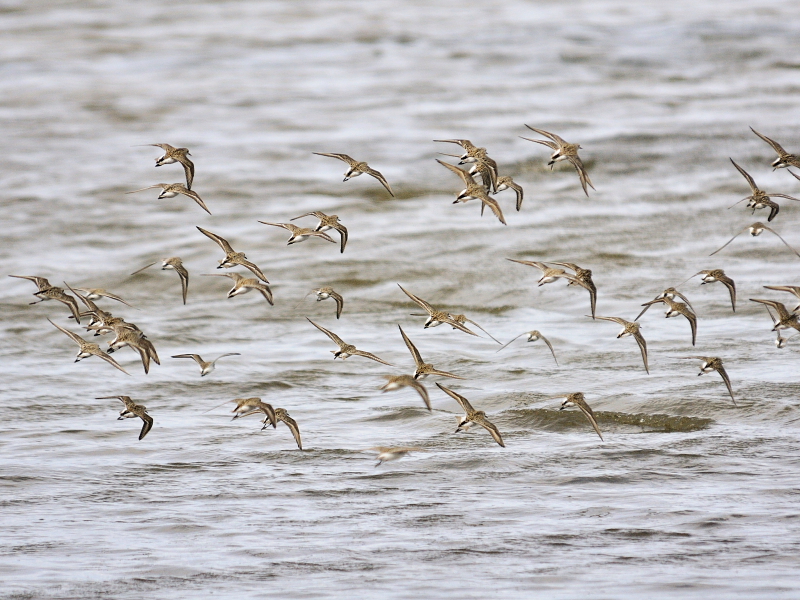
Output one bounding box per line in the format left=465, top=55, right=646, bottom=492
left=1, top=0, right=800, bottom=598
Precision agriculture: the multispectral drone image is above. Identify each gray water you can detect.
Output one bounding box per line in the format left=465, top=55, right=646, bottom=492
left=2, top=1, right=800, bottom=598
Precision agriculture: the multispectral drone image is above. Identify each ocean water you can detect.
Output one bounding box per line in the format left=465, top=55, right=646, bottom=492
left=1, top=1, right=800, bottom=598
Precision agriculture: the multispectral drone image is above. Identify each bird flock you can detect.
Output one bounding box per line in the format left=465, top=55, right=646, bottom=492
left=10, top=126, right=800, bottom=464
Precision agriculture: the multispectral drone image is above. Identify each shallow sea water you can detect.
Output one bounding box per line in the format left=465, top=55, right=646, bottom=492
left=1, top=1, right=800, bottom=598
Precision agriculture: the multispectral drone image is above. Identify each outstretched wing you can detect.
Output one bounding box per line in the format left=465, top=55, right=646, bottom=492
left=178, top=187, right=210, bottom=214
left=350, top=349, right=394, bottom=366
left=313, top=152, right=358, bottom=166
left=473, top=414, right=505, bottom=447
left=307, top=318, right=346, bottom=347
left=567, top=155, right=595, bottom=197
left=47, top=318, right=84, bottom=347
left=398, top=325, right=424, bottom=368
left=436, top=159, right=475, bottom=186
left=196, top=226, right=235, bottom=254
left=762, top=225, right=800, bottom=258
left=750, top=127, right=787, bottom=155
left=435, top=382, right=475, bottom=414
left=730, top=158, right=758, bottom=193
left=397, top=284, right=435, bottom=315
left=716, top=365, right=736, bottom=405
left=279, top=412, right=303, bottom=450
left=364, top=167, right=394, bottom=196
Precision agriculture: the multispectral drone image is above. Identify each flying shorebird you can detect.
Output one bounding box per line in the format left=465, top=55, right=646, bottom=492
left=682, top=357, right=735, bottom=405
left=639, top=296, right=698, bottom=346
left=201, top=272, right=273, bottom=305
left=507, top=259, right=597, bottom=317
left=681, top=270, right=736, bottom=312
left=307, top=318, right=393, bottom=365
left=240, top=406, right=302, bottom=449
left=521, top=125, right=595, bottom=196
left=556, top=393, right=603, bottom=441
left=496, top=330, right=558, bottom=366
left=138, top=143, right=195, bottom=188
left=125, top=183, right=210, bottom=214
left=131, top=257, right=189, bottom=304
left=228, top=398, right=277, bottom=428
left=434, top=139, right=499, bottom=176
left=171, top=352, right=241, bottom=376
left=369, top=446, right=424, bottom=467
left=9, top=275, right=81, bottom=322
left=380, top=375, right=431, bottom=411
left=762, top=285, right=800, bottom=314
left=313, top=152, right=394, bottom=196
left=750, top=299, right=800, bottom=332
left=750, top=127, right=800, bottom=171
left=437, top=151, right=497, bottom=192
left=106, top=326, right=160, bottom=374
left=435, top=159, right=506, bottom=225
left=301, top=287, right=344, bottom=319
left=635, top=287, right=695, bottom=321
left=710, top=222, right=800, bottom=258
left=74, top=288, right=135, bottom=308
left=493, top=175, right=524, bottom=211
left=593, top=316, right=649, bottom=374
left=397, top=284, right=479, bottom=337
left=48, top=318, right=130, bottom=375
left=398, top=325, right=465, bottom=380
left=436, top=382, right=505, bottom=447
left=196, top=227, right=269, bottom=282
left=98, top=396, right=153, bottom=440
left=291, top=211, right=348, bottom=253
left=446, top=313, right=501, bottom=344
left=62, top=283, right=113, bottom=327
left=258, top=221, right=336, bottom=246
left=727, top=158, right=800, bottom=222
left=550, top=261, right=598, bottom=319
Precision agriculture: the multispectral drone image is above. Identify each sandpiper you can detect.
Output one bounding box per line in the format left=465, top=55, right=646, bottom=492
left=303, top=287, right=344, bottom=319
left=48, top=318, right=130, bottom=375
left=201, top=273, right=273, bottom=305
left=106, top=326, right=160, bottom=374
left=10, top=275, right=81, bottom=322
left=399, top=325, right=465, bottom=380
left=258, top=221, right=336, bottom=246
left=639, top=296, right=698, bottom=346
left=229, top=398, right=277, bottom=428
left=196, top=227, right=269, bottom=283
left=138, top=143, right=195, bottom=188
left=369, top=446, right=424, bottom=467
left=497, top=330, right=559, bottom=366
left=313, top=152, right=394, bottom=196
left=750, top=127, right=800, bottom=171
left=750, top=299, right=800, bottom=332
left=291, top=211, right=349, bottom=253
left=380, top=375, right=431, bottom=411
left=307, top=318, right=393, bottom=365
left=126, top=183, right=210, bottom=214
left=131, top=257, right=189, bottom=305
left=593, top=316, right=649, bottom=374
left=727, top=159, right=799, bottom=222
left=171, top=353, right=240, bottom=376
left=521, top=126, right=595, bottom=196
left=98, top=396, right=153, bottom=440
left=682, top=270, right=736, bottom=312
left=434, top=139, right=499, bottom=181
left=682, top=357, right=735, bottom=405
left=397, top=284, right=479, bottom=337
left=436, top=159, right=506, bottom=225
left=436, top=383, right=505, bottom=447
left=556, top=393, right=603, bottom=441
left=551, top=261, right=598, bottom=319
left=635, top=287, right=695, bottom=321
left=710, top=222, right=800, bottom=258
left=507, top=259, right=596, bottom=317
left=242, top=407, right=302, bottom=449
left=493, top=175, right=524, bottom=211
left=763, top=285, right=800, bottom=314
